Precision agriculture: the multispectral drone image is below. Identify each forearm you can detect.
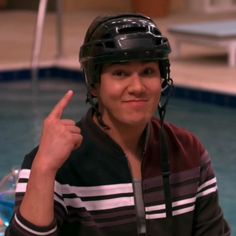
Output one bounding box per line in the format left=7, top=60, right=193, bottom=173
left=19, top=155, right=57, bottom=227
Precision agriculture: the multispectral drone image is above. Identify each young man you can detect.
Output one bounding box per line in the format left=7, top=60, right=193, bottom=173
left=6, top=14, right=230, bottom=236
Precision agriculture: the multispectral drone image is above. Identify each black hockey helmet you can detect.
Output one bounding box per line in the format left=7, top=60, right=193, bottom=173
left=79, top=13, right=172, bottom=91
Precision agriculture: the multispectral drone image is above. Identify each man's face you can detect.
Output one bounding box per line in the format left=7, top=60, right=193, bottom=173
left=92, top=61, right=162, bottom=128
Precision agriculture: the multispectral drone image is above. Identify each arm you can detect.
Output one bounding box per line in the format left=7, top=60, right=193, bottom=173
left=193, top=151, right=231, bottom=236
left=5, top=90, right=83, bottom=235
left=5, top=166, right=59, bottom=236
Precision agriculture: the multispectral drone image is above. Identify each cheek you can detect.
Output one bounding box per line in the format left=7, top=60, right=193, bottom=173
left=100, top=81, right=124, bottom=100
left=96, top=82, right=121, bottom=111
left=149, top=80, right=162, bottom=98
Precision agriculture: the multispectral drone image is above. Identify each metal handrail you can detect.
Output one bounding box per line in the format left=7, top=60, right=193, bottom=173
left=31, top=0, right=63, bottom=85
left=56, top=0, right=63, bottom=58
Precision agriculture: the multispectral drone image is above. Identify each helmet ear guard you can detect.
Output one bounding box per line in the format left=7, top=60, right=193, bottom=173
left=159, top=59, right=172, bottom=93
left=158, top=58, right=174, bottom=123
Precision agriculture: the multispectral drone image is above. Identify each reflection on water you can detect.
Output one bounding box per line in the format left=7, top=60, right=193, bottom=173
left=0, top=169, right=18, bottom=234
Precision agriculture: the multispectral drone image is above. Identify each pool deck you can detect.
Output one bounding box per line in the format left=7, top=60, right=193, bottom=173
left=0, top=10, right=236, bottom=96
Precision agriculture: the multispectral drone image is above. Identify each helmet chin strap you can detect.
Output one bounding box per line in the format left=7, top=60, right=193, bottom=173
left=158, top=77, right=174, bottom=235
left=158, top=77, right=174, bottom=125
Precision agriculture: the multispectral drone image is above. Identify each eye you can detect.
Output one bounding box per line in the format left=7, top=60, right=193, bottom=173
left=112, top=69, right=129, bottom=78
left=141, top=67, right=159, bottom=77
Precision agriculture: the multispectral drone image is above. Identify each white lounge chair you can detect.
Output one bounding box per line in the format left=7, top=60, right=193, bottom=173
left=168, top=20, right=236, bottom=67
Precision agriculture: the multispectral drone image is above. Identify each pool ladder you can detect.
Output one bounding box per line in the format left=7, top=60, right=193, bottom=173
left=31, top=0, right=63, bottom=84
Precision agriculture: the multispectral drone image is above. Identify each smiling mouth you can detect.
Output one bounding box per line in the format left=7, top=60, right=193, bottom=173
left=122, top=100, right=148, bottom=108
left=123, top=99, right=148, bottom=103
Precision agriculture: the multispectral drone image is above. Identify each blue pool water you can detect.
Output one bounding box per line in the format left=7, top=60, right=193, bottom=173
left=0, top=78, right=235, bottom=234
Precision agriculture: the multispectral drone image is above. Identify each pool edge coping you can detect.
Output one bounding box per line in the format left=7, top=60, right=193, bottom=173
left=0, top=66, right=236, bottom=109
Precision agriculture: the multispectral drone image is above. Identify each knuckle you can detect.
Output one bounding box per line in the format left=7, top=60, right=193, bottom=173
left=77, top=135, right=83, bottom=144
left=76, top=127, right=81, bottom=133
left=70, top=120, right=76, bottom=125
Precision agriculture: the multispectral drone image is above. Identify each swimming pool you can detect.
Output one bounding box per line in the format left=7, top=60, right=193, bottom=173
left=0, top=77, right=235, bottom=234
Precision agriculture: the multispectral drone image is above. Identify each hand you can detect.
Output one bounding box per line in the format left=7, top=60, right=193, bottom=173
left=34, top=90, right=83, bottom=173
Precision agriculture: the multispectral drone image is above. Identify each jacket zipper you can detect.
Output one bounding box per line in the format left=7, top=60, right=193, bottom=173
left=126, top=147, right=148, bottom=236
left=125, top=123, right=150, bottom=236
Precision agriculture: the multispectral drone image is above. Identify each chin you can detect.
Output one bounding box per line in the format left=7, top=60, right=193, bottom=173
left=120, top=115, right=151, bottom=127
left=103, top=109, right=153, bottom=128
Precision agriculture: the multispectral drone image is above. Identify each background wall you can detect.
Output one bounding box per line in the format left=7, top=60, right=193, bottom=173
left=5, top=0, right=187, bottom=14
left=7, top=0, right=55, bottom=11
left=63, top=0, right=131, bottom=12
left=170, top=0, right=186, bottom=13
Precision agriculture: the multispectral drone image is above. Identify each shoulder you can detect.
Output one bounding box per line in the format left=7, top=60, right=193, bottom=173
left=166, top=122, right=202, bottom=147
left=151, top=117, right=202, bottom=148
left=151, top=117, right=208, bottom=169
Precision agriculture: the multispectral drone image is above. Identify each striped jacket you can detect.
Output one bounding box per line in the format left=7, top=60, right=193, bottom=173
left=6, top=109, right=230, bottom=236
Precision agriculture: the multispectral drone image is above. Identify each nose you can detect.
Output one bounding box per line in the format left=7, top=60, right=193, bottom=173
left=128, top=73, right=145, bottom=94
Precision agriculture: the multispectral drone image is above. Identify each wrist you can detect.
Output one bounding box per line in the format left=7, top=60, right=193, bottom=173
left=32, top=154, right=58, bottom=178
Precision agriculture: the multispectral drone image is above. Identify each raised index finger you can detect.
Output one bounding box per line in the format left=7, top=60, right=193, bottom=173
left=48, top=90, right=74, bottom=119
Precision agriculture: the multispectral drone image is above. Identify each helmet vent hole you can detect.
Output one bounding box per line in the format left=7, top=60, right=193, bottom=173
left=152, top=28, right=161, bottom=35
left=104, top=41, right=116, bottom=48
left=102, top=33, right=112, bottom=39
left=155, top=37, right=163, bottom=45
left=118, top=26, right=146, bottom=34
left=95, top=42, right=103, bottom=48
